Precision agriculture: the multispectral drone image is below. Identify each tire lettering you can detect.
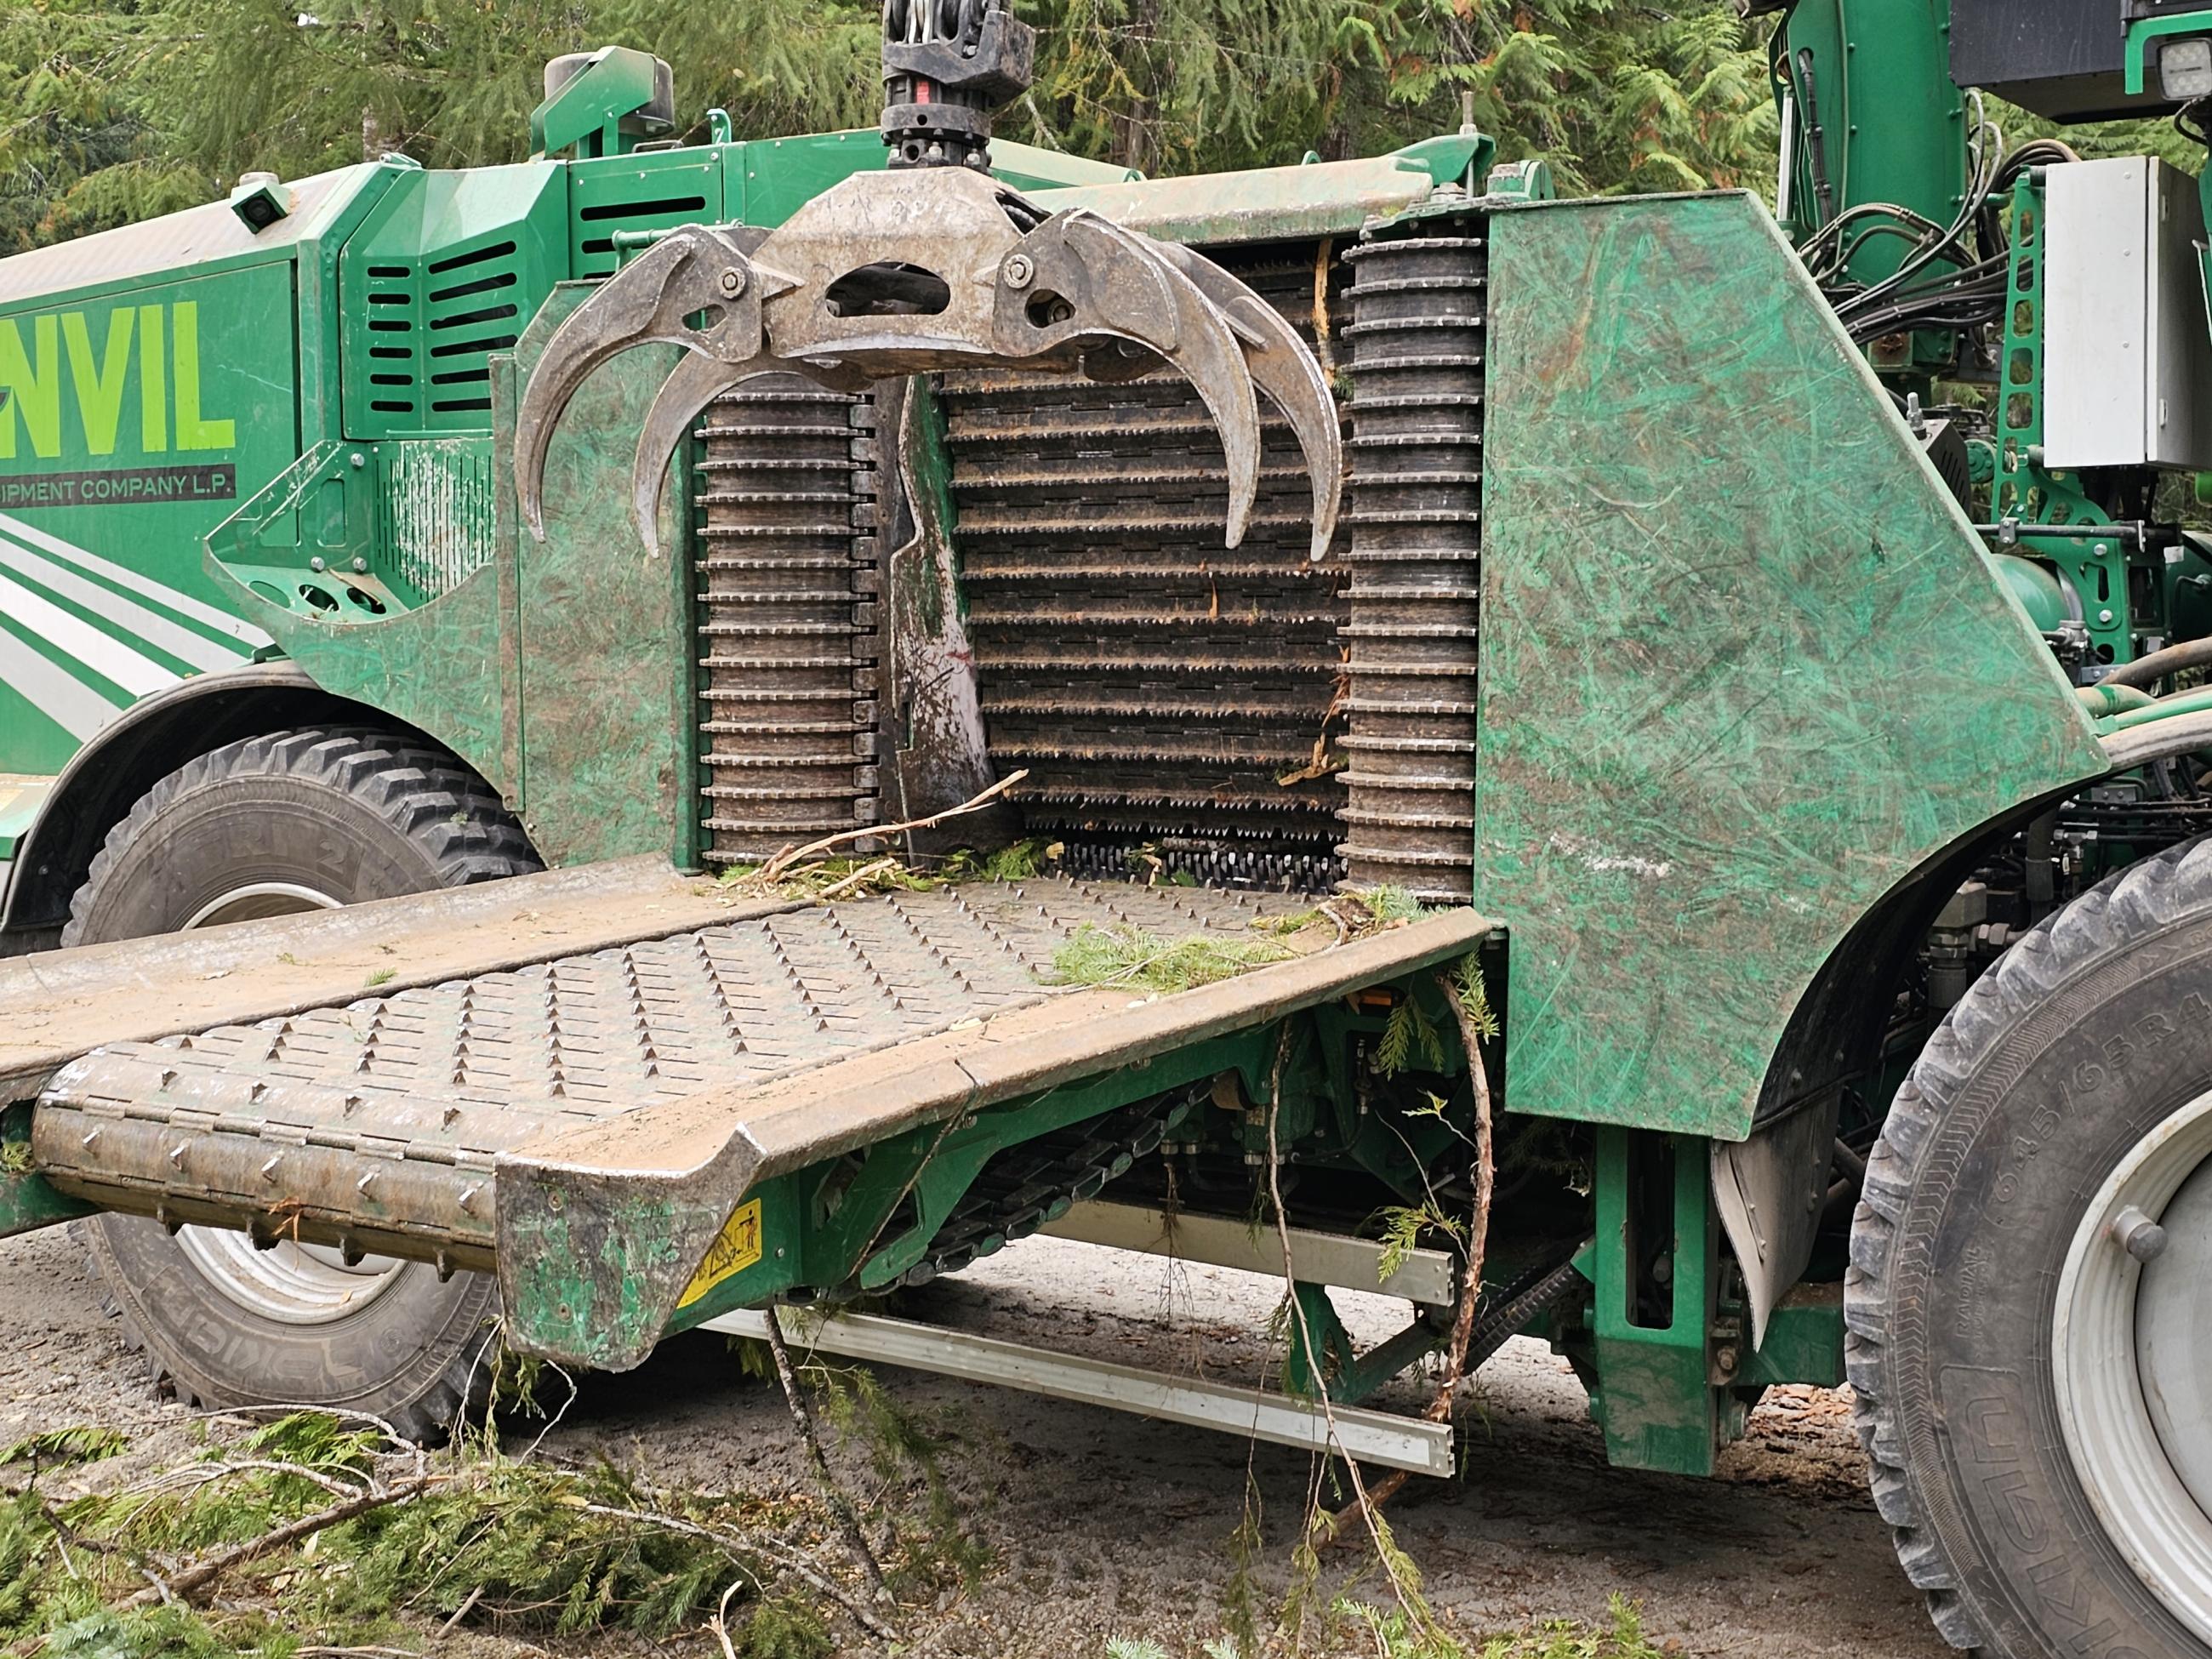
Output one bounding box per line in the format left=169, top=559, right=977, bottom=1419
left=1960, top=1392, right=2020, bottom=1462
left=1953, top=1248, right=1996, bottom=1343
left=1958, top=1392, right=2047, bottom=1550
left=2027, top=1554, right=2097, bottom=1631
left=1983, top=1468, right=2046, bottom=1553
left=2025, top=1556, right=2149, bottom=1656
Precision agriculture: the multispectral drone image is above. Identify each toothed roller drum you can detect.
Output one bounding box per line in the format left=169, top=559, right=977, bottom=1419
left=1336, top=221, right=1485, bottom=903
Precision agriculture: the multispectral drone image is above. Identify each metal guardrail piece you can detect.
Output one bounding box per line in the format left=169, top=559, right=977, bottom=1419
left=707, top=1303, right=1455, bottom=1477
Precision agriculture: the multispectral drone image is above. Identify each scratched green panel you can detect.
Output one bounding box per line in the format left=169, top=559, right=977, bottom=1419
left=203, top=440, right=517, bottom=802
left=503, top=285, right=689, bottom=868
left=1476, top=193, right=2110, bottom=1141
left=212, top=290, right=691, bottom=867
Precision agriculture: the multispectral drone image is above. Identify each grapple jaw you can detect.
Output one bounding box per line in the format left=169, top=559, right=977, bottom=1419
left=513, top=226, right=777, bottom=543
left=514, top=167, right=1344, bottom=561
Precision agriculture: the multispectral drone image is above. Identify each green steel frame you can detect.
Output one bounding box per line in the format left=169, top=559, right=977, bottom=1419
left=0, top=26, right=2174, bottom=1485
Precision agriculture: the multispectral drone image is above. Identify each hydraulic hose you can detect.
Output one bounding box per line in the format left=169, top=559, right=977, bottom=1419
left=2097, top=635, right=2212, bottom=691
left=2098, top=685, right=2212, bottom=734
left=2101, top=709, right=2212, bottom=772
left=2078, top=683, right=2158, bottom=718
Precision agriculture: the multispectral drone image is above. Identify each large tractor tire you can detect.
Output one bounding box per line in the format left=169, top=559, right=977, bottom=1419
left=1850, top=839, right=2212, bottom=1657
left=62, top=727, right=539, bottom=1440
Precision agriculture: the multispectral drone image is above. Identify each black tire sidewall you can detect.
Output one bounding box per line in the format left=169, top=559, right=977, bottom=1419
left=86, top=1215, right=497, bottom=1428
left=68, top=767, right=454, bottom=941
left=66, top=730, right=518, bottom=1431
left=1896, top=915, right=2212, bottom=1659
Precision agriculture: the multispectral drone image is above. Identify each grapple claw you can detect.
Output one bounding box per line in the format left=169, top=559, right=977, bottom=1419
left=992, top=212, right=1263, bottom=548
left=516, top=165, right=1343, bottom=568
left=515, top=225, right=770, bottom=541
left=630, top=348, right=780, bottom=557
left=1149, top=242, right=1343, bottom=562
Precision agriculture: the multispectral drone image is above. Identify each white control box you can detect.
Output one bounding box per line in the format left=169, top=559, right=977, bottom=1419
left=2044, top=156, right=2212, bottom=471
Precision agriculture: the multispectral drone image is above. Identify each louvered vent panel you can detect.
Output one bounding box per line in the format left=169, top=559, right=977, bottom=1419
left=420, top=239, right=523, bottom=421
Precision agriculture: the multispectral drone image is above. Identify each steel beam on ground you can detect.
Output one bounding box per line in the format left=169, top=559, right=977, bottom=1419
left=1040, top=1200, right=1457, bottom=1307
left=705, top=1304, right=1453, bottom=1476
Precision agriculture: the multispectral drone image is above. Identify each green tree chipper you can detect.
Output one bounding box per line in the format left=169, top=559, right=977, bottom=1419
left=1, top=3, right=2210, bottom=1653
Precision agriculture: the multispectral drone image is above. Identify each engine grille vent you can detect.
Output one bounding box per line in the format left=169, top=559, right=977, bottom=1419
left=350, top=237, right=530, bottom=432
left=419, top=238, right=522, bottom=418
left=360, top=264, right=419, bottom=419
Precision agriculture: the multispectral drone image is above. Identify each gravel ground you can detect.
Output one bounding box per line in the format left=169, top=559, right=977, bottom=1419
left=0, top=1226, right=1950, bottom=1658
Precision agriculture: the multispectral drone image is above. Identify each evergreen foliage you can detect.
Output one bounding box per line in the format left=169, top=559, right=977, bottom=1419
left=1051, top=919, right=1302, bottom=991
left=0, top=0, right=1784, bottom=254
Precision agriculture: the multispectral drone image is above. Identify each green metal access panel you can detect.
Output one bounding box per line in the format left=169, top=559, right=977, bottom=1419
left=566, top=149, right=727, bottom=280
left=337, top=162, right=569, bottom=441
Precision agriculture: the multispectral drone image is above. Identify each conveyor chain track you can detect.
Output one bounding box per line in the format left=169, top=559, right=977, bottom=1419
left=882, top=1085, right=1206, bottom=1294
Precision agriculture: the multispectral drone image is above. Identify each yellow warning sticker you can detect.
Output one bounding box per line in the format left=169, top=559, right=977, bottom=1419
left=678, top=1199, right=764, bottom=1308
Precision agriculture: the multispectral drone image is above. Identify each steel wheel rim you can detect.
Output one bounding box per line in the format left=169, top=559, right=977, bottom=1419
left=174, top=1228, right=413, bottom=1324
left=2052, top=1087, right=2212, bottom=1644
left=181, top=881, right=350, bottom=930
left=174, top=879, right=411, bottom=1322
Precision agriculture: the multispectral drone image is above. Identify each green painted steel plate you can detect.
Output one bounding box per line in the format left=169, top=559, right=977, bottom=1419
left=1475, top=192, right=2110, bottom=1141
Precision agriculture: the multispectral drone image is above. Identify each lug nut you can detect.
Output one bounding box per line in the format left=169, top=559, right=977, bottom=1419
left=2112, top=1205, right=2169, bottom=1263
left=1002, top=253, right=1035, bottom=289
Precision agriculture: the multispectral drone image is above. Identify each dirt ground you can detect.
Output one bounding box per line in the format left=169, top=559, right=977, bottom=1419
left=0, top=1226, right=1951, bottom=1658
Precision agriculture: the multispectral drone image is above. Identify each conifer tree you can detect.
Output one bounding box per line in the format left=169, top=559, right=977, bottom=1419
left=1015, top=0, right=1777, bottom=189
left=1, top=0, right=1790, bottom=251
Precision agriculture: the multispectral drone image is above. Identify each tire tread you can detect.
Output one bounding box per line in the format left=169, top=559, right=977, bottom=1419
left=1849, top=838, right=2212, bottom=1655
left=63, top=725, right=534, bottom=1439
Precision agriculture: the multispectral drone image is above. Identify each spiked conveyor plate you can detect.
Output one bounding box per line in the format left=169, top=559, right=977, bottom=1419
left=0, top=858, right=760, bottom=1100
left=32, top=878, right=1298, bottom=1261
left=28, top=874, right=1489, bottom=1367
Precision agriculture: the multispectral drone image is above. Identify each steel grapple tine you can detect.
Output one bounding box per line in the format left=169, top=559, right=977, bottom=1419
left=515, top=323, right=632, bottom=542
left=630, top=349, right=782, bottom=557
left=514, top=226, right=765, bottom=542
left=1086, top=220, right=1264, bottom=547
left=1151, top=242, right=1344, bottom=562
left=1006, top=214, right=1264, bottom=548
